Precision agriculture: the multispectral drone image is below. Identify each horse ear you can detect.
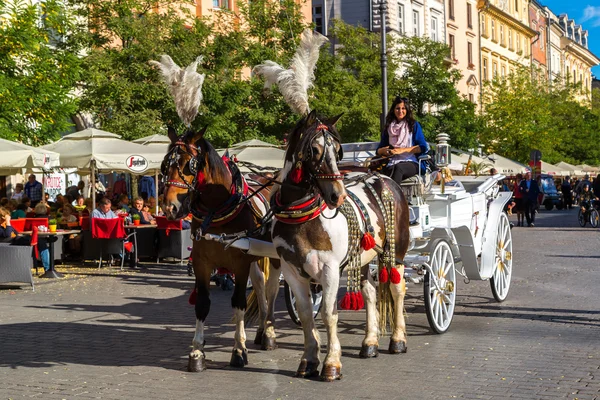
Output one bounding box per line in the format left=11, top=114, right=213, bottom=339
left=306, top=109, right=318, bottom=126
left=328, top=113, right=344, bottom=127
left=167, top=126, right=178, bottom=143
left=192, top=126, right=208, bottom=144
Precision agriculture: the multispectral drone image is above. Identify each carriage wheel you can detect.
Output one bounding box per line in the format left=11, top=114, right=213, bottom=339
left=490, top=213, right=513, bottom=302
left=590, top=209, right=599, bottom=228
left=424, top=240, right=456, bottom=334
left=578, top=209, right=587, bottom=227
left=284, top=281, right=323, bottom=326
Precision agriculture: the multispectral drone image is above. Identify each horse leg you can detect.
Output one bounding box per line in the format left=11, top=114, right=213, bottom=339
left=359, top=264, right=379, bottom=358
left=188, top=267, right=211, bottom=372
left=320, top=265, right=343, bottom=381
left=261, top=259, right=280, bottom=350
left=388, top=264, right=408, bottom=354
left=284, top=268, right=320, bottom=378
left=248, top=260, right=268, bottom=346
left=230, top=267, right=251, bottom=368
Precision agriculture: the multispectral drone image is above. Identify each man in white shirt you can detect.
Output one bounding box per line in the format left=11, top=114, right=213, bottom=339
left=91, top=198, right=117, bottom=219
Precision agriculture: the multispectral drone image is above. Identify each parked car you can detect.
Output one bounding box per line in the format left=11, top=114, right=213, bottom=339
left=538, top=174, right=563, bottom=210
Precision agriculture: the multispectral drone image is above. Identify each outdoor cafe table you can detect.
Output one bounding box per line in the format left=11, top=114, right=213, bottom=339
left=19, top=230, right=81, bottom=279
left=124, top=224, right=157, bottom=264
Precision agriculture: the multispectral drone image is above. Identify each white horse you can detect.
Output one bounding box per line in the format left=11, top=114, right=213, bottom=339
left=271, top=110, right=411, bottom=381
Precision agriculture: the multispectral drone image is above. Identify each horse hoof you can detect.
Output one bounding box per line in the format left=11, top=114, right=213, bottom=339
left=254, top=329, right=264, bottom=345
left=389, top=340, right=407, bottom=354
left=320, top=364, right=342, bottom=382
left=295, top=359, right=320, bottom=378
left=229, top=348, right=249, bottom=368
left=187, top=352, right=206, bottom=372
left=261, top=335, right=277, bottom=351
left=359, top=344, right=379, bottom=358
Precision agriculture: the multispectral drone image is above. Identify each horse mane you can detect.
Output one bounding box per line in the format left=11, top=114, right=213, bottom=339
left=196, top=136, right=230, bottom=185
left=284, top=112, right=341, bottom=163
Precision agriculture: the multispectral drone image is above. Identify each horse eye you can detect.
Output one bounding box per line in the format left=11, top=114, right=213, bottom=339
left=312, top=145, right=320, bottom=154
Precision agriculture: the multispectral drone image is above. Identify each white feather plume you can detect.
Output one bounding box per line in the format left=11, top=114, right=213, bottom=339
left=253, top=30, right=328, bottom=115
left=149, top=55, right=205, bottom=127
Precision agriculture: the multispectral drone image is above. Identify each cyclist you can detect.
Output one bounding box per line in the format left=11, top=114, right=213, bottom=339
left=579, top=184, right=597, bottom=215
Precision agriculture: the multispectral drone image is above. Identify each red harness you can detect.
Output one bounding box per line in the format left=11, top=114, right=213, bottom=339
left=273, top=192, right=327, bottom=224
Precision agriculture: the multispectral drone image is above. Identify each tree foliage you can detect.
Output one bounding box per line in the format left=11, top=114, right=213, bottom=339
left=0, top=0, right=81, bottom=144
left=481, top=68, right=600, bottom=165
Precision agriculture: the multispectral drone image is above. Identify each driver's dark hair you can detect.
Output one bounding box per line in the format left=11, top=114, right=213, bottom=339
left=384, top=96, right=415, bottom=132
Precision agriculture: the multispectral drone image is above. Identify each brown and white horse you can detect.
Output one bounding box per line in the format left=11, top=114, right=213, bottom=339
left=161, top=126, right=280, bottom=372
left=271, top=110, right=410, bottom=381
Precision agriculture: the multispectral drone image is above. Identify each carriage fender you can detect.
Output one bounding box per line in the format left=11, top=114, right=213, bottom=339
left=422, top=228, right=461, bottom=262
left=479, top=192, right=512, bottom=280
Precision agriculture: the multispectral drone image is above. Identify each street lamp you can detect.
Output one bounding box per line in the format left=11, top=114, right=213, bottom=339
left=379, top=0, right=388, bottom=131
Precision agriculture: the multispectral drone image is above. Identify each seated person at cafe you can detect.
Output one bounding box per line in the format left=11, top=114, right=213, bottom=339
left=92, top=198, right=118, bottom=219
left=11, top=202, right=27, bottom=219
left=74, top=195, right=86, bottom=213
left=129, top=197, right=156, bottom=225
left=61, top=204, right=78, bottom=224
left=21, top=196, right=33, bottom=213
left=116, top=194, right=130, bottom=213
left=0, top=207, right=18, bottom=241
left=34, top=203, right=52, bottom=272
left=142, top=203, right=156, bottom=224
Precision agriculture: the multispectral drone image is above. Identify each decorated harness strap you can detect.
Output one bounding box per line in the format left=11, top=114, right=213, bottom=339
left=273, top=192, right=327, bottom=224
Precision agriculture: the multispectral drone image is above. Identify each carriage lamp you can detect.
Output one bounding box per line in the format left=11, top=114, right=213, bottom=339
left=435, top=133, right=451, bottom=167
left=435, top=133, right=451, bottom=194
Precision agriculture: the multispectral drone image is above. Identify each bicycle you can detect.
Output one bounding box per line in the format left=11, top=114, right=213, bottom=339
left=577, top=199, right=599, bottom=228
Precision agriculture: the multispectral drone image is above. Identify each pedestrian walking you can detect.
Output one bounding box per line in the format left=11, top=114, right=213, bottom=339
left=513, top=173, right=525, bottom=226
left=519, top=171, right=540, bottom=227
left=561, top=176, right=573, bottom=210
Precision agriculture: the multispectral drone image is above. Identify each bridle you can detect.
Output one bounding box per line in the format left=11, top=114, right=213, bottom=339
left=162, top=137, right=202, bottom=191
left=298, top=123, right=344, bottom=182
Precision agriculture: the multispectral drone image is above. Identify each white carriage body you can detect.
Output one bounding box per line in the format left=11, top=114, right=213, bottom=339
left=405, top=175, right=511, bottom=281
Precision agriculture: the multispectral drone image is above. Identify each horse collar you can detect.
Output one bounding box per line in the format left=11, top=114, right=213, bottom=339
left=273, top=192, right=327, bottom=224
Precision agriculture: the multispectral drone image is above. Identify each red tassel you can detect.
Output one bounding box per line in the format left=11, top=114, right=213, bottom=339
left=390, top=267, right=402, bottom=284
left=290, top=162, right=303, bottom=184
left=339, top=292, right=352, bottom=310
left=196, top=172, right=206, bottom=188
left=350, top=292, right=357, bottom=310
left=123, top=241, right=133, bottom=253
left=356, top=291, right=365, bottom=310
left=188, top=288, right=197, bottom=305
left=361, top=232, right=376, bottom=251
left=379, top=267, right=389, bottom=283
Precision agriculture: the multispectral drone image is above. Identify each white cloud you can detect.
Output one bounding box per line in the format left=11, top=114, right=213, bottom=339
left=581, top=5, right=600, bottom=27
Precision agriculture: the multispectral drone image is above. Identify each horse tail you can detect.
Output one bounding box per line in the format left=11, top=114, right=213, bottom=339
left=243, top=257, right=271, bottom=326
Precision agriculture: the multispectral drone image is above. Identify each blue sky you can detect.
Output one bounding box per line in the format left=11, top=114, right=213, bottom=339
left=541, top=1, right=600, bottom=78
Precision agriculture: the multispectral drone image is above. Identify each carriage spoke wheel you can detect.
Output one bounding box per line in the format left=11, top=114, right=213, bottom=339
left=590, top=209, right=599, bottom=228
left=284, top=281, right=323, bottom=326
left=491, top=213, right=513, bottom=302
left=424, top=240, right=456, bottom=334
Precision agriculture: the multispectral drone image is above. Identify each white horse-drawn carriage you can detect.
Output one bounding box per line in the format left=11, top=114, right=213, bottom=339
left=207, top=134, right=514, bottom=335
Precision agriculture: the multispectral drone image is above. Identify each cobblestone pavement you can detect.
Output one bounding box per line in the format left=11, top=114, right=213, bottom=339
left=1, top=209, right=599, bottom=400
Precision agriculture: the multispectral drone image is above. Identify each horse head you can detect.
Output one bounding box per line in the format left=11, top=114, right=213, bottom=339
left=161, top=126, right=204, bottom=219
left=282, top=110, right=347, bottom=209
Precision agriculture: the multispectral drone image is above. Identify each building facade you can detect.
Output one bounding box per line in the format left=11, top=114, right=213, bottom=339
left=478, top=0, right=537, bottom=83
left=528, top=0, right=547, bottom=79
left=446, top=0, right=481, bottom=104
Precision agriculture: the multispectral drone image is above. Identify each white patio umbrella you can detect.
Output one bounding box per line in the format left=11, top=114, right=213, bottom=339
left=41, top=128, right=168, bottom=208
left=133, top=134, right=172, bottom=214
left=541, top=161, right=570, bottom=176
left=218, top=139, right=285, bottom=171
left=0, top=138, right=60, bottom=174
left=555, top=161, right=586, bottom=176
left=487, top=153, right=528, bottom=175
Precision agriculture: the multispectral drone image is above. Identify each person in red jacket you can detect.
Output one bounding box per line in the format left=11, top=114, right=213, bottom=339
left=112, top=173, right=128, bottom=200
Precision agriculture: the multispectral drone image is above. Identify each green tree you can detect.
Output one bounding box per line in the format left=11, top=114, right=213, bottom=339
left=0, top=0, right=81, bottom=144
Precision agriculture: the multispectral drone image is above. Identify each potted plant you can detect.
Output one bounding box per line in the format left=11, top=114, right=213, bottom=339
left=132, top=213, right=141, bottom=226
left=48, top=219, right=57, bottom=232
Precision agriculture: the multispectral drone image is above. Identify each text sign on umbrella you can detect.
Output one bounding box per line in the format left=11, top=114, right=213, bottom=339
left=126, top=155, right=148, bottom=173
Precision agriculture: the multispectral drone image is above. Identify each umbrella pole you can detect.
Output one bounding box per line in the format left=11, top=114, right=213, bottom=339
left=155, top=169, right=159, bottom=215
left=91, top=161, right=96, bottom=211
